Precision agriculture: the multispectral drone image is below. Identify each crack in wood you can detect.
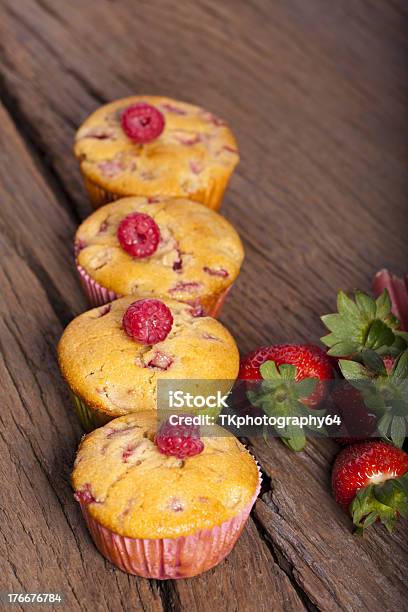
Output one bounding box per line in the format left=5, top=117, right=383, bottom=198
left=251, top=505, right=317, bottom=612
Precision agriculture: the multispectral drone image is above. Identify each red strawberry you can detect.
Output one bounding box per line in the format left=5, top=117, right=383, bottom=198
left=332, top=441, right=408, bottom=533
left=331, top=383, right=377, bottom=445
left=239, top=344, right=333, bottom=407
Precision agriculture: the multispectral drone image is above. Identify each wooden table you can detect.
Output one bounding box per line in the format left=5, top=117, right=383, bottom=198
left=1, top=1, right=407, bottom=610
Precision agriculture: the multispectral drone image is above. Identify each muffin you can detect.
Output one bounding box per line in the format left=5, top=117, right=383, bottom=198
left=72, top=411, right=261, bottom=579
left=74, top=96, right=239, bottom=210
left=58, top=296, right=240, bottom=431
left=75, top=196, right=244, bottom=316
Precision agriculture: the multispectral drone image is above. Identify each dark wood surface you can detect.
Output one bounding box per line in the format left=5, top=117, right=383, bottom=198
left=0, top=1, right=407, bottom=610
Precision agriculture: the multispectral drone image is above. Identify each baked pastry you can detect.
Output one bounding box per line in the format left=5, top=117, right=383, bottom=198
left=74, top=96, right=239, bottom=210
left=75, top=196, right=244, bottom=316
left=58, top=296, right=240, bottom=430
left=72, top=411, right=260, bottom=578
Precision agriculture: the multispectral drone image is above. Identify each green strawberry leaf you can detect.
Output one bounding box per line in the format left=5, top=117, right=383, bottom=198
left=295, top=377, right=318, bottom=398
left=320, top=313, right=343, bottom=333
left=247, top=364, right=326, bottom=451
left=390, top=416, right=406, bottom=449
left=259, top=360, right=280, bottom=380
left=337, top=291, right=360, bottom=321
left=327, top=342, right=359, bottom=357
left=339, top=359, right=371, bottom=380
left=351, top=475, right=408, bottom=534
left=366, top=320, right=395, bottom=351
left=377, top=413, right=393, bottom=438
left=361, top=349, right=386, bottom=375
left=394, top=473, right=408, bottom=498
left=395, top=330, right=408, bottom=343
left=375, top=289, right=392, bottom=319
left=355, top=291, right=376, bottom=320
left=282, top=427, right=306, bottom=452
left=392, top=350, right=408, bottom=380
left=321, top=289, right=398, bottom=359
left=278, top=364, right=297, bottom=381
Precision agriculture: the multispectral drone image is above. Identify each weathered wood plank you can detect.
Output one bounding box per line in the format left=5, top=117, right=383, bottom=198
left=250, top=437, right=408, bottom=611
left=164, top=520, right=306, bottom=612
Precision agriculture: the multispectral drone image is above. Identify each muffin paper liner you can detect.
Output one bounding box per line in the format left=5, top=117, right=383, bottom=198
left=80, top=173, right=230, bottom=211
left=82, top=175, right=123, bottom=209
left=78, top=462, right=261, bottom=579
left=76, top=262, right=122, bottom=307
left=76, top=258, right=233, bottom=317
left=70, top=391, right=111, bottom=432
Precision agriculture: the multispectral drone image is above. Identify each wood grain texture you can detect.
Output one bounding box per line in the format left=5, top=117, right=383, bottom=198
left=0, top=1, right=407, bottom=610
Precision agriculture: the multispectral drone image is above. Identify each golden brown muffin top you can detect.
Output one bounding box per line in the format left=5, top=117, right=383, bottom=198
left=75, top=197, right=244, bottom=300
left=72, top=412, right=259, bottom=538
left=58, top=296, right=240, bottom=416
left=74, top=96, right=239, bottom=198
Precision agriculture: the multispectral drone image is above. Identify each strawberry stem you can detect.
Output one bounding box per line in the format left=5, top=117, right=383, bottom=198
left=351, top=473, right=408, bottom=534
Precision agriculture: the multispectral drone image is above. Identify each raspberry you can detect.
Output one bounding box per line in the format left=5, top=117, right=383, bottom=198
left=155, top=417, right=204, bottom=459
left=74, top=483, right=96, bottom=505
left=123, top=299, right=173, bottom=344
left=203, top=266, right=229, bottom=277
left=121, top=103, right=165, bottom=143
left=147, top=351, right=173, bottom=370
left=117, top=212, right=160, bottom=258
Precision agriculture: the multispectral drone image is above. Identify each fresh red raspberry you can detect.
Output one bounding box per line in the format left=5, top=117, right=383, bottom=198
left=121, top=103, right=165, bottom=143
left=117, top=212, right=160, bottom=258
left=155, top=417, right=204, bottom=459
left=122, top=299, right=173, bottom=344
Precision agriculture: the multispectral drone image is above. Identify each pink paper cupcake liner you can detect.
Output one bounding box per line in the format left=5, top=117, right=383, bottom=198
left=79, top=463, right=261, bottom=579
left=76, top=262, right=122, bottom=308
left=75, top=253, right=233, bottom=317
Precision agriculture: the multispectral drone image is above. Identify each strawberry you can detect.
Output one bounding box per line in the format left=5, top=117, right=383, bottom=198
left=331, top=382, right=377, bottom=445
left=240, top=344, right=333, bottom=451
left=337, top=349, right=408, bottom=449
left=239, top=344, right=333, bottom=407
left=332, top=441, right=408, bottom=533
left=321, top=289, right=405, bottom=359
left=373, top=269, right=408, bottom=332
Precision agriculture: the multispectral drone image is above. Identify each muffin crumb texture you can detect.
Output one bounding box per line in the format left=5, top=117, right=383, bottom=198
left=58, top=296, right=239, bottom=415
left=76, top=197, right=244, bottom=300
left=72, top=413, right=259, bottom=539
left=75, top=96, right=239, bottom=201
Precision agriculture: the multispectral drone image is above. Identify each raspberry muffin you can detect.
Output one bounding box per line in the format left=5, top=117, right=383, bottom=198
left=74, top=96, right=239, bottom=210
left=72, top=411, right=261, bottom=579
left=75, top=196, right=244, bottom=317
left=58, top=296, right=240, bottom=431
